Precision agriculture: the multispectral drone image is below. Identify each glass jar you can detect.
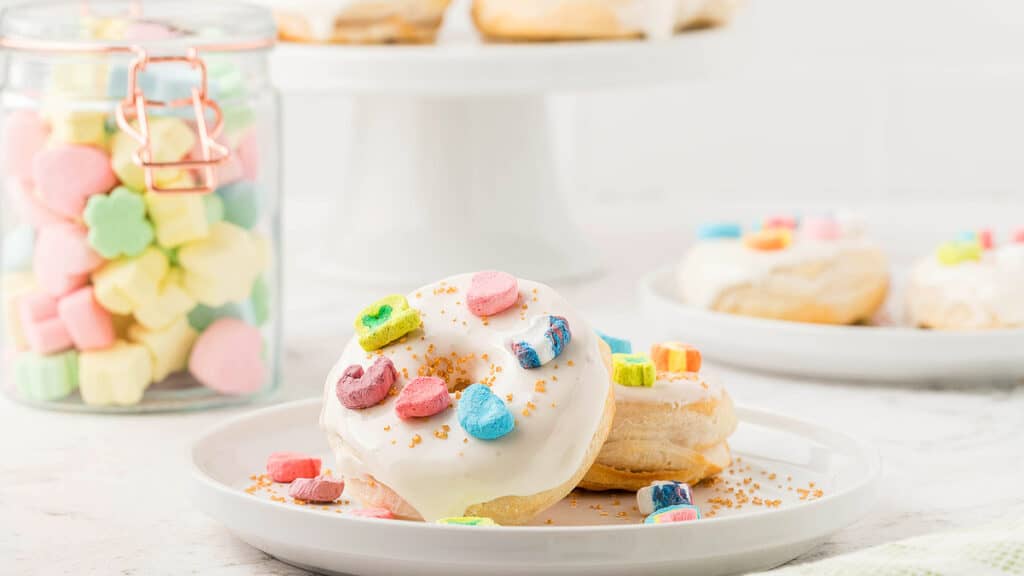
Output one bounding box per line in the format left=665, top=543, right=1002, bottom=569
left=0, top=0, right=280, bottom=412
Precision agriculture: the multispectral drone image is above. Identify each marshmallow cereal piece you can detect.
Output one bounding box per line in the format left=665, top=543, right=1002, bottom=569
left=84, top=187, right=154, bottom=259
left=57, top=287, right=116, bottom=351
left=2, top=273, right=36, bottom=350
left=354, top=295, right=421, bottom=352
left=187, top=301, right=250, bottom=332
left=697, top=222, right=742, bottom=240
left=597, top=331, right=632, bottom=354
left=19, top=292, right=73, bottom=355
left=644, top=504, right=701, bottom=524
left=3, top=226, right=35, bottom=273
left=457, top=383, right=515, bottom=441
left=288, top=476, right=345, bottom=503
left=979, top=229, right=995, bottom=250
left=336, top=356, right=397, bottom=410
left=145, top=190, right=210, bottom=248
left=649, top=342, right=701, bottom=374
left=395, top=376, right=451, bottom=419
left=637, top=481, right=694, bottom=516
left=937, top=240, right=982, bottom=266
left=177, top=222, right=263, bottom=307
left=79, top=341, right=153, bottom=407
left=435, top=517, right=498, bottom=526
left=216, top=181, right=261, bottom=229
left=266, top=452, right=321, bottom=483
left=802, top=216, right=843, bottom=241
left=612, top=353, right=655, bottom=388
left=91, top=247, right=169, bottom=315
left=133, top=269, right=196, bottom=331
left=764, top=215, right=799, bottom=231
left=507, top=315, right=571, bottom=369
left=34, top=223, right=105, bottom=296
left=14, top=350, right=79, bottom=402
left=1013, top=229, right=1024, bottom=244
left=33, top=145, right=117, bottom=218
left=466, top=270, right=519, bottom=317
left=129, top=317, right=198, bottom=382
left=47, top=110, right=108, bottom=148
left=3, top=110, right=49, bottom=187
left=111, top=118, right=195, bottom=191
left=348, top=508, right=395, bottom=519
left=744, top=228, right=792, bottom=251
left=189, top=318, right=266, bottom=395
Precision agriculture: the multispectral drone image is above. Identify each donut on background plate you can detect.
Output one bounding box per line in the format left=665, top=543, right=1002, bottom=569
left=906, top=230, right=1024, bottom=330
left=260, top=0, right=455, bottom=44
left=472, top=0, right=742, bottom=42
left=677, top=215, right=890, bottom=325
left=320, top=272, right=615, bottom=525
left=580, top=340, right=737, bottom=491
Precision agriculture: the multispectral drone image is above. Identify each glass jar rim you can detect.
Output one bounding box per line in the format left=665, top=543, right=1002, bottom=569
left=0, top=0, right=275, bottom=54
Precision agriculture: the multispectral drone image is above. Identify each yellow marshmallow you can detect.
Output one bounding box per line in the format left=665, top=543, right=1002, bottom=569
left=111, top=117, right=196, bottom=192
left=46, top=110, right=109, bottom=148
left=128, top=317, right=197, bottom=382
left=91, top=247, right=169, bottom=315
left=2, top=273, right=36, bottom=350
left=178, top=222, right=261, bottom=307
left=48, top=59, right=109, bottom=99
left=133, top=268, right=196, bottom=330
left=146, top=191, right=209, bottom=248
left=79, top=341, right=153, bottom=407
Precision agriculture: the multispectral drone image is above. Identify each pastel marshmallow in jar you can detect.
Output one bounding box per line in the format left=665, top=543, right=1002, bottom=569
left=677, top=215, right=890, bottom=325
left=320, top=272, right=614, bottom=525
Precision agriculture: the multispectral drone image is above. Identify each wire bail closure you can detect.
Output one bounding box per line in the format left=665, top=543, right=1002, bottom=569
left=114, top=47, right=230, bottom=194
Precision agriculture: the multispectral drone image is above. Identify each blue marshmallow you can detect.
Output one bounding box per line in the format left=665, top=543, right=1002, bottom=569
left=597, top=331, right=632, bottom=355
left=216, top=181, right=261, bottom=229
left=637, top=481, right=694, bottom=515
left=697, top=222, right=743, bottom=240
left=457, top=384, right=514, bottom=440
left=508, top=315, right=571, bottom=369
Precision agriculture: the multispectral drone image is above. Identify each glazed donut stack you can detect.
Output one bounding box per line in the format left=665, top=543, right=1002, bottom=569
left=256, top=0, right=742, bottom=44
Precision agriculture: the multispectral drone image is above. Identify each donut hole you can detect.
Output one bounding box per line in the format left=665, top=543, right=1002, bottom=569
left=412, top=338, right=508, bottom=393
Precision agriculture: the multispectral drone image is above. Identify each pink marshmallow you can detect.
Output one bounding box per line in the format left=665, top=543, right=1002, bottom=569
left=236, top=129, right=260, bottom=181
left=1013, top=229, right=1024, bottom=244
left=348, top=508, right=395, bottom=520
left=802, top=216, right=843, bottom=241
left=34, top=224, right=104, bottom=297
left=57, top=287, right=115, bottom=351
left=189, top=318, right=266, bottom=395
left=3, top=110, right=50, bottom=188
left=466, top=270, right=519, bottom=317
left=395, top=376, right=451, bottom=419
left=266, top=452, right=321, bottom=483
left=336, top=357, right=397, bottom=410
left=288, top=476, right=345, bottom=503
left=19, top=292, right=73, bottom=355
left=764, top=215, right=798, bottom=230
left=190, top=136, right=244, bottom=187
left=8, top=183, right=67, bottom=228
left=33, top=145, right=117, bottom=218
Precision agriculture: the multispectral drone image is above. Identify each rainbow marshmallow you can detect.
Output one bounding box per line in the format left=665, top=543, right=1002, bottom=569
left=649, top=342, right=702, bottom=374
left=612, top=353, right=656, bottom=388
left=644, top=504, right=701, bottom=524
left=637, top=481, right=694, bottom=516
left=507, top=315, right=571, bottom=369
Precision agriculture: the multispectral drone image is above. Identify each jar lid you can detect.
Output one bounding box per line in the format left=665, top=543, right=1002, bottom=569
left=0, top=0, right=275, bottom=53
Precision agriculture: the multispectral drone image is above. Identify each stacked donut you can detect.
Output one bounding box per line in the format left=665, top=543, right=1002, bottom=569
left=257, top=0, right=742, bottom=44
left=2, top=30, right=271, bottom=407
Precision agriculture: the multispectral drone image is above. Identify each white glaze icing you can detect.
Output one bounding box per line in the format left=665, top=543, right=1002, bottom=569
left=253, top=0, right=443, bottom=40
left=613, top=371, right=722, bottom=407
left=908, top=244, right=1024, bottom=328
left=320, top=274, right=611, bottom=521
left=677, top=234, right=882, bottom=309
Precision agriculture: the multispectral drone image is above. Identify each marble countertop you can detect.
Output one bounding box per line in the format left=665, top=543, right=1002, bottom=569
left=4, top=202, right=1024, bottom=575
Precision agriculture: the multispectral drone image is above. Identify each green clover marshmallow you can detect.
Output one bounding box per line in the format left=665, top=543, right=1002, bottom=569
left=84, top=187, right=155, bottom=259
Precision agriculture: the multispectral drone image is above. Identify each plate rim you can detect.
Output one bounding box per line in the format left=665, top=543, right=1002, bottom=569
left=190, top=397, right=881, bottom=534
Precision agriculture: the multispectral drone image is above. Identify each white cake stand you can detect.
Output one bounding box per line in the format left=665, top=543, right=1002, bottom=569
left=270, top=22, right=744, bottom=286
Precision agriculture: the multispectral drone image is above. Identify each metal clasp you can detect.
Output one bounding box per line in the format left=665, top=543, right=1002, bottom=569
left=114, top=48, right=230, bottom=194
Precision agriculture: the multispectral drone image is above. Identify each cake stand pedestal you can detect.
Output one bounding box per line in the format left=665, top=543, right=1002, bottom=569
left=271, top=26, right=744, bottom=286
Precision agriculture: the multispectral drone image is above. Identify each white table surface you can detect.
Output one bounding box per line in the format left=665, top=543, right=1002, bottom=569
left=4, top=199, right=1024, bottom=575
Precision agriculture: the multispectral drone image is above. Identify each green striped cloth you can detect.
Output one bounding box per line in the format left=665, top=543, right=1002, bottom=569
left=756, top=518, right=1024, bottom=575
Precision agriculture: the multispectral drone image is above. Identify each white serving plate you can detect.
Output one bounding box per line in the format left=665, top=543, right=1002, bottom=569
left=190, top=399, right=879, bottom=576
left=640, top=267, right=1024, bottom=383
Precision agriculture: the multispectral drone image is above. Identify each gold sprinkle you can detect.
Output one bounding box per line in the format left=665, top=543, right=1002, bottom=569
left=409, top=434, right=422, bottom=448
left=383, top=425, right=391, bottom=431
left=535, top=380, right=546, bottom=393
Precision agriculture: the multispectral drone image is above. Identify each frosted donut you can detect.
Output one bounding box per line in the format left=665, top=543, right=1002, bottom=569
left=677, top=217, right=890, bottom=325
left=580, top=369, right=737, bottom=491
left=256, top=0, right=454, bottom=44
left=906, top=241, right=1024, bottom=330
left=320, top=273, right=615, bottom=524
left=471, top=0, right=742, bottom=42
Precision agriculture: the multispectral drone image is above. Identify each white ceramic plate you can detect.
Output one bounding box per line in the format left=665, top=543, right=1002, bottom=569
left=640, top=267, right=1024, bottom=383
left=190, top=399, right=879, bottom=576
